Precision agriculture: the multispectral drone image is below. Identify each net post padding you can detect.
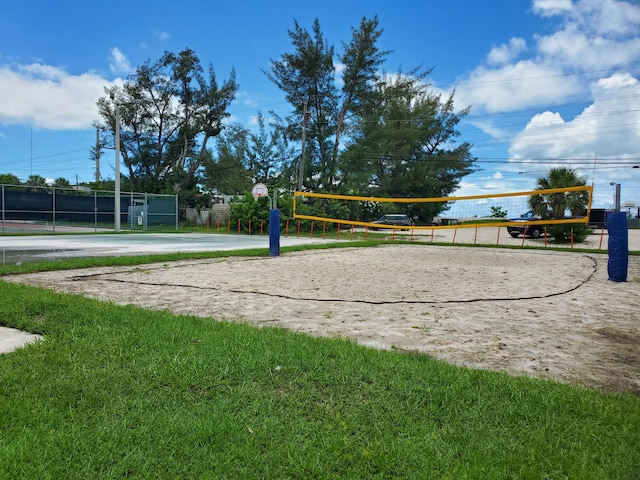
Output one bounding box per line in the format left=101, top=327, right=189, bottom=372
left=607, top=211, right=628, bottom=282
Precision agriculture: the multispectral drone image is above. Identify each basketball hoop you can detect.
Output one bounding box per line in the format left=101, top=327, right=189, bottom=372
left=251, top=183, right=268, bottom=200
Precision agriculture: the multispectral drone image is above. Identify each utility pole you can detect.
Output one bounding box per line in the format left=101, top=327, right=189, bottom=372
left=110, top=91, right=121, bottom=232
left=95, top=128, right=101, bottom=182
left=298, top=96, right=309, bottom=192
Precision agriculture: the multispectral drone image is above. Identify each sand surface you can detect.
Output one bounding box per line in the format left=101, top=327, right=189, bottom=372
left=6, top=245, right=640, bottom=395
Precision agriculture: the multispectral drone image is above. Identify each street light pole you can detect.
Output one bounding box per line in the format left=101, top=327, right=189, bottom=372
left=610, top=182, right=621, bottom=212
left=110, top=92, right=121, bottom=232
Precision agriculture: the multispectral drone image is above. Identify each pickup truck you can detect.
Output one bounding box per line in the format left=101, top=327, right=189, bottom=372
left=506, top=211, right=544, bottom=238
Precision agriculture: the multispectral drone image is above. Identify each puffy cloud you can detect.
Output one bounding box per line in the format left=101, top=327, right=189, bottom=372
left=454, top=171, right=521, bottom=199
left=0, top=63, right=109, bottom=129
left=567, top=0, right=640, bottom=37
left=456, top=0, right=640, bottom=114
left=486, top=38, right=528, bottom=66
left=594, top=71, right=637, bottom=89
left=534, top=0, right=640, bottom=36
left=109, top=47, right=133, bottom=75
left=455, top=60, right=582, bottom=113
left=536, top=24, right=640, bottom=70
left=532, top=0, right=573, bottom=16
left=508, top=72, right=640, bottom=178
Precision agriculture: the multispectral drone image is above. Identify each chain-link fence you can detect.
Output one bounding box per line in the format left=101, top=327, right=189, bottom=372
left=0, top=184, right=178, bottom=233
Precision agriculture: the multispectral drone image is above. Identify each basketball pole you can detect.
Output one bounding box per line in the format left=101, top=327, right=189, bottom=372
left=269, top=188, right=280, bottom=257
left=253, top=183, right=280, bottom=257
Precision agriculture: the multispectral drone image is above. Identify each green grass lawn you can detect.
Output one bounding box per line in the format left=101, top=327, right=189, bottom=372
left=1, top=249, right=639, bottom=478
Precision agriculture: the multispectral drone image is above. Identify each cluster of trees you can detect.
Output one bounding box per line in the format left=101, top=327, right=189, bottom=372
left=90, top=16, right=476, bottom=223
left=529, top=167, right=590, bottom=242
left=2, top=17, right=589, bottom=235
left=0, top=173, right=72, bottom=188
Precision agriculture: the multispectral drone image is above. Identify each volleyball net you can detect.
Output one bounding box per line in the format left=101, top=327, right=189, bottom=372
left=292, top=185, right=594, bottom=230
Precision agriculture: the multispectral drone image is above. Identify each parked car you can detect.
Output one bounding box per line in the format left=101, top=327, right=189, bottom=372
left=506, top=211, right=544, bottom=238
left=371, top=214, right=412, bottom=230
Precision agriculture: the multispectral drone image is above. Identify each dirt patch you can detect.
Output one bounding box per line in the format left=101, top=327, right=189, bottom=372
left=6, top=245, right=640, bottom=395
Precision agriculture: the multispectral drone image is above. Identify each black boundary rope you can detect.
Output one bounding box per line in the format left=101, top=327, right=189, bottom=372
left=71, top=255, right=599, bottom=306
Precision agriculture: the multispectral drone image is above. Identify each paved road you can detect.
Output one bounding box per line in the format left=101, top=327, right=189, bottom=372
left=1, top=228, right=639, bottom=266
left=0, top=233, right=340, bottom=265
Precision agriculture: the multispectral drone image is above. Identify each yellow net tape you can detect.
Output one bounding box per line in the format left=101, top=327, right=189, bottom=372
left=293, top=185, right=594, bottom=231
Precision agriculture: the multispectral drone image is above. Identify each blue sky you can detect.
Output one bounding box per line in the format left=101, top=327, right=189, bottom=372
left=1, top=0, right=639, bottom=210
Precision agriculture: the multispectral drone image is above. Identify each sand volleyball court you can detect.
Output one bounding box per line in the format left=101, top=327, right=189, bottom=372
left=6, top=244, right=640, bottom=394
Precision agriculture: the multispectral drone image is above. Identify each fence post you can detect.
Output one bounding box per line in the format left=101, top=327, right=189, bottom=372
left=1, top=185, right=4, bottom=234
left=144, top=192, right=148, bottom=231
left=175, top=194, right=179, bottom=230
left=52, top=187, right=56, bottom=233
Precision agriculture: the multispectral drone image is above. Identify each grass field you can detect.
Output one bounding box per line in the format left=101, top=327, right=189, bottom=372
left=1, top=246, right=639, bottom=478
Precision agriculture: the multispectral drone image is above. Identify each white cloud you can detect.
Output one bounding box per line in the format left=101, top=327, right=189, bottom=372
left=486, top=38, right=527, bottom=66
left=453, top=1, right=640, bottom=207
left=456, top=60, right=582, bottom=113
left=533, top=0, right=640, bottom=36
left=566, top=0, right=640, bottom=37
left=0, top=63, right=110, bottom=129
left=455, top=0, right=640, bottom=114
left=595, top=71, right=637, bottom=89
left=532, top=0, right=573, bottom=16
left=536, top=25, right=640, bottom=70
left=524, top=111, right=565, bottom=130
left=508, top=72, right=640, bottom=180
left=455, top=173, right=519, bottom=198
left=236, top=90, right=259, bottom=109
left=157, top=31, right=170, bottom=41
left=109, top=47, right=133, bottom=75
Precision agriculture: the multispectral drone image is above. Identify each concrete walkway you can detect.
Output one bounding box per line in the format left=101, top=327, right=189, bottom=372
left=0, top=326, right=42, bottom=354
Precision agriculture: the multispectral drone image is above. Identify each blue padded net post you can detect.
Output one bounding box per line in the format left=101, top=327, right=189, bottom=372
left=607, top=211, right=628, bottom=282
left=269, top=209, right=280, bottom=257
